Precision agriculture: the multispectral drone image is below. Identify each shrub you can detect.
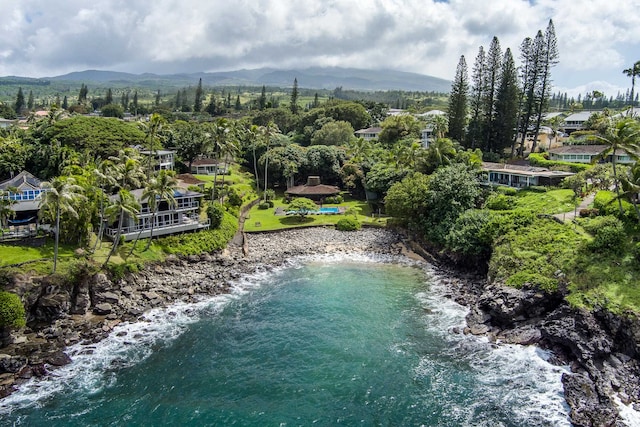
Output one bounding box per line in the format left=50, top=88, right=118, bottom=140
left=0, top=291, right=26, bottom=328
left=264, top=189, right=276, bottom=201
left=496, top=186, right=517, bottom=196
left=325, top=195, right=344, bottom=204
left=506, top=272, right=558, bottom=292
left=445, top=209, right=491, bottom=257
left=484, top=193, right=515, bottom=210
left=225, top=188, right=243, bottom=207
left=207, top=202, right=225, bottom=228
left=528, top=153, right=591, bottom=173
left=257, top=202, right=271, bottom=210
left=579, top=208, right=600, bottom=218
left=526, top=185, right=548, bottom=193
left=336, top=217, right=361, bottom=231
left=159, top=211, right=237, bottom=256
left=582, top=215, right=626, bottom=254
left=593, top=191, right=636, bottom=221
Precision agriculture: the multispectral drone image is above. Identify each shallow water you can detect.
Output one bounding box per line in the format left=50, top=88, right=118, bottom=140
left=0, top=255, right=571, bottom=426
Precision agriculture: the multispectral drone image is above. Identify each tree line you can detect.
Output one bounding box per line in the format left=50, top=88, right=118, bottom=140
left=447, top=20, right=559, bottom=159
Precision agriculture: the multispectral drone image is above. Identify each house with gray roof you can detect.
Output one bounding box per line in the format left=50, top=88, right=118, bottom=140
left=548, top=145, right=636, bottom=165
left=482, top=162, right=574, bottom=188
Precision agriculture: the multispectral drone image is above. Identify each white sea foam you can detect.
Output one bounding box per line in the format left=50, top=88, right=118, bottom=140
left=1, top=251, right=571, bottom=426
left=0, top=273, right=273, bottom=415
left=614, top=395, right=640, bottom=427
left=414, top=268, right=571, bottom=426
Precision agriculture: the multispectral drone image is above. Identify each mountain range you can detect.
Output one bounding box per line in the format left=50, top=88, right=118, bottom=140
left=37, top=67, right=451, bottom=92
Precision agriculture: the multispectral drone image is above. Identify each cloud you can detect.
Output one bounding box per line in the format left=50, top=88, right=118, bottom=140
left=0, top=0, right=637, bottom=97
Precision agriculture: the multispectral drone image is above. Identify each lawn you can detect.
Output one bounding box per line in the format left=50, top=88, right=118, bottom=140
left=513, top=188, right=578, bottom=214
left=243, top=195, right=387, bottom=232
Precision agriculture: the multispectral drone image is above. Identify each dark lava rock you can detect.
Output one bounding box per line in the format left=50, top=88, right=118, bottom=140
left=93, top=303, right=113, bottom=315
left=45, top=350, right=72, bottom=367
left=562, top=372, right=622, bottom=427
left=0, top=355, right=27, bottom=374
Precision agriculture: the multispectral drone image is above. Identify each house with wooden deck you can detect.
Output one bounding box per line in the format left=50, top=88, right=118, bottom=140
left=105, top=188, right=209, bottom=241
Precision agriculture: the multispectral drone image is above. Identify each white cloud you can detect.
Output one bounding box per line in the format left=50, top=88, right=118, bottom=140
left=0, top=0, right=637, bottom=97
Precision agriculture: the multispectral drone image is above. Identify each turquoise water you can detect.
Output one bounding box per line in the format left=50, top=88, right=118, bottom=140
left=1, top=256, right=570, bottom=426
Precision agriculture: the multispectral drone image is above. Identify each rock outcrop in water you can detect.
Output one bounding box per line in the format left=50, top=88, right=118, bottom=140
left=461, top=280, right=640, bottom=426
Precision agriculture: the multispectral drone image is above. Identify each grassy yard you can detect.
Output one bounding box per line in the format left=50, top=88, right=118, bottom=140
left=244, top=195, right=387, bottom=232
left=513, top=188, right=578, bottom=214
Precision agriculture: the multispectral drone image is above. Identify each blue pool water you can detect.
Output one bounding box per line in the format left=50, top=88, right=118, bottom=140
left=317, top=207, right=339, bottom=213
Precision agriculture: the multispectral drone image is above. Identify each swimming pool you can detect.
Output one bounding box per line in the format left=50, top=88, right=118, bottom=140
left=317, top=207, right=339, bottom=214
left=285, top=207, right=341, bottom=215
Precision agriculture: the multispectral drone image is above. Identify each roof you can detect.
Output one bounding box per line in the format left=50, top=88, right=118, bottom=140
left=543, top=112, right=564, bottom=120
left=176, top=173, right=206, bottom=185
left=285, top=183, right=340, bottom=196
left=111, top=188, right=203, bottom=202
left=548, top=145, right=608, bottom=155
left=482, top=162, right=574, bottom=178
left=564, top=111, right=599, bottom=122
left=138, top=149, right=175, bottom=155
left=355, top=127, right=382, bottom=134
left=191, top=158, right=222, bottom=166
left=0, top=171, right=43, bottom=191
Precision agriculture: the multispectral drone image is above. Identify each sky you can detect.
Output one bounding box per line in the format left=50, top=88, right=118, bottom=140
left=0, top=0, right=639, bottom=98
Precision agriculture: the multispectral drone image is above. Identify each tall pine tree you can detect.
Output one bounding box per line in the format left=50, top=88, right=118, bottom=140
left=105, top=88, right=113, bottom=105
left=290, top=78, right=299, bottom=114
left=530, top=19, right=559, bottom=153
left=259, top=85, right=267, bottom=110
left=493, top=48, right=520, bottom=154
left=517, top=31, right=545, bottom=156
left=27, top=90, right=34, bottom=110
left=467, top=46, right=486, bottom=149
left=14, top=88, right=25, bottom=114
left=482, top=37, right=502, bottom=153
left=447, top=55, right=469, bottom=143
left=194, top=78, right=203, bottom=112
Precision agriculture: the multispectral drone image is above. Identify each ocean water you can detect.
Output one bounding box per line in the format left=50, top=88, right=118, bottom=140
left=0, top=255, right=571, bottom=426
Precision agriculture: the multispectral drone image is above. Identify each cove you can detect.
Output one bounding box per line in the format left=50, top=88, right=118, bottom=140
left=1, top=256, right=570, bottom=426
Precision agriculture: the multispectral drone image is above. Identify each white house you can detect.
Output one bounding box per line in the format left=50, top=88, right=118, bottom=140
left=562, top=111, right=598, bottom=134
left=482, top=162, right=574, bottom=188
left=354, top=127, right=382, bottom=141
left=190, top=158, right=229, bottom=175
left=549, top=145, right=636, bottom=165
left=138, top=149, right=176, bottom=171
left=105, top=188, right=209, bottom=241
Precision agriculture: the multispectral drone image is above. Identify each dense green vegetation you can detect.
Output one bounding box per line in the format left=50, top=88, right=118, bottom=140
left=1, top=41, right=639, bottom=320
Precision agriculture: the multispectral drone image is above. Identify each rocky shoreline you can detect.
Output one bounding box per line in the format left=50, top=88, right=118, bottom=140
left=1, top=227, right=639, bottom=426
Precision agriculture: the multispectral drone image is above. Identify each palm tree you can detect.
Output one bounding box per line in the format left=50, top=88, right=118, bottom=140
left=92, top=158, right=117, bottom=251
left=260, top=122, right=280, bottom=202
left=39, top=177, right=86, bottom=273
left=617, top=161, right=640, bottom=221
left=423, top=138, right=458, bottom=173
left=139, top=114, right=166, bottom=179
left=623, top=60, right=640, bottom=115
left=143, top=170, right=177, bottom=251
left=244, top=124, right=262, bottom=193
left=0, top=188, right=18, bottom=236
left=110, top=149, right=146, bottom=191
left=103, top=189, right=141, bottom=266
left=346, top=137, right=374, bottom=165
left=593, top=118, right=640, bottom=215
left=218, top=122, right=239, bottom=201
left=206, top=118, right=231, bottom=201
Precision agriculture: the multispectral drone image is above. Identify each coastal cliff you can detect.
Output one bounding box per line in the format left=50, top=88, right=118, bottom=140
left=1, top=228, right=639, bottom=426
